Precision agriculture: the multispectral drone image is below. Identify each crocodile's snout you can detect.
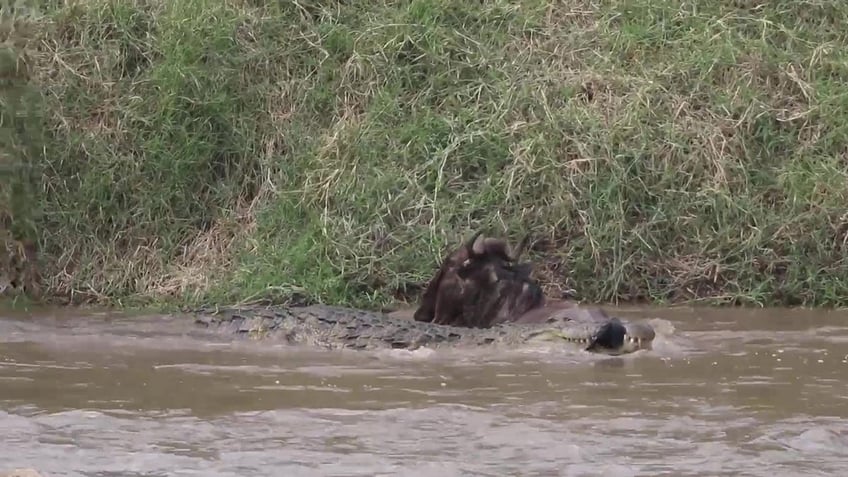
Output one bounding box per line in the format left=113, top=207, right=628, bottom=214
left=585, top=318, right=626, bottom=352
left=587, top=319, right=655, bottom=355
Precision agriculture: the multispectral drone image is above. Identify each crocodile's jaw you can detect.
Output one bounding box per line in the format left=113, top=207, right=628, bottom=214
left=523, top=330, right=654, bottom=355
left=607, top=334, right=653, bottom=355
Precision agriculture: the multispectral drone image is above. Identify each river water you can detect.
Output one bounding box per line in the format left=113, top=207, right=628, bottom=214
left=1, top=305, right=847, bottom=476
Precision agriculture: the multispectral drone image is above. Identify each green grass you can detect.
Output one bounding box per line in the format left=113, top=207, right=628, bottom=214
left=4, top=0, right=848, bottom=309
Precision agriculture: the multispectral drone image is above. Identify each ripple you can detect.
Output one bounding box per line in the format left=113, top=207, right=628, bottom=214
left=1, top=307, right=848, bottom=476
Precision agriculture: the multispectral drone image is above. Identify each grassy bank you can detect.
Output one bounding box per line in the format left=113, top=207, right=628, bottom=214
left=3, top=0, right=848, bottom=309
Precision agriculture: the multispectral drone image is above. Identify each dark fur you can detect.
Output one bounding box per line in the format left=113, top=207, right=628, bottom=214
left=462, top=272, right=546, bottom=327
left=453, top=250, right=543, bottom=327
left=413, top=232, right=542, bottom=328
left=412, top=232, right=480, bottom=325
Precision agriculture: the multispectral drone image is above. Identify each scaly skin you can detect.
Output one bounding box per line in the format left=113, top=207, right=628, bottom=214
left=192, top=304, right=656, bottom=355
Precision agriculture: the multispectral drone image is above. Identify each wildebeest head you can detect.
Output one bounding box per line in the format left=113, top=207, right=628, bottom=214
left=453, top=248, right=544, bottom=328
left=412, top=231, right=544, bottom=328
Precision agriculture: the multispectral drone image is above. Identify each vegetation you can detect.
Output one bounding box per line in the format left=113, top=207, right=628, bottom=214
left=3, top=0, right=848, bottom=309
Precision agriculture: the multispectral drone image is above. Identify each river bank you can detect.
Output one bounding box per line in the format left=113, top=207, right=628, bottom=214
left=4, top=0, right=848, bottom=310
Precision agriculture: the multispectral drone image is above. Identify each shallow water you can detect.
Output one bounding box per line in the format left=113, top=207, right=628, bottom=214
left=1, top=305, right=847, bottom=476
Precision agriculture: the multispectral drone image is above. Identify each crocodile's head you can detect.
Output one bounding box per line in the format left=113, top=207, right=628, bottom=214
left=522, top=317, right=656, bottom=355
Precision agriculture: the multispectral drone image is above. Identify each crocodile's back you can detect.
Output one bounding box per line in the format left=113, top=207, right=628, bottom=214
left=192, top=302, right=653, bottom=354
left=194, top=304, right=491, bottom=350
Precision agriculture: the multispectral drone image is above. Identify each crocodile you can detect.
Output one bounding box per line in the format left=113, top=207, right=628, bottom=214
left=191, top=302, right=656, bottom=355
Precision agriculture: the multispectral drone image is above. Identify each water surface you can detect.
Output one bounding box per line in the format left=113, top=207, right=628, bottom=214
left=1, top=305, right=846, bottom=476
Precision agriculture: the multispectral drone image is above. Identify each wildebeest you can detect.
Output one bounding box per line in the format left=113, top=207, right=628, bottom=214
left=412, top=231, right=542, bottom=328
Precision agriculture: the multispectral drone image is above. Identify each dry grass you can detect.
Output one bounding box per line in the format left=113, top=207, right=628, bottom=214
left=4, top=0, right=848, bottom=309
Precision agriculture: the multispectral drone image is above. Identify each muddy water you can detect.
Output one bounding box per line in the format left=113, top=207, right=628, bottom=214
left=1, top=306, right=847, bottom=476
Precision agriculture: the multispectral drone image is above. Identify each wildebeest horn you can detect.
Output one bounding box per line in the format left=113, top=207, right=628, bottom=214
left=471, top=232, right=487, bottom=255
left=470, top=233, right=532, bottom=262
